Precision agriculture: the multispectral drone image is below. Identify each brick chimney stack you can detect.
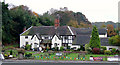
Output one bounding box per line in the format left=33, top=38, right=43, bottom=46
left=54, top=14, right=60, bottom=28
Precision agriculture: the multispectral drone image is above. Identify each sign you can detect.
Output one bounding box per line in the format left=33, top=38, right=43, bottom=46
left=93, top=57, right=103, bottom=61
left=56, top=53, right=62, bottom=56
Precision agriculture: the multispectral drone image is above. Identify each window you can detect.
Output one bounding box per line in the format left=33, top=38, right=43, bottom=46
left=65, top=36, right=68, bottom=39
left=35, top=37, right=36, bottom=41
left=55, top=37, right=57, bottom=41
left=45, top=37, right=48, bottom=39
left=34, top=43, right=38, bottom=48
left=25, top=36, right=28, bottom=39
left=54, top=43, right=57, bottom=47
left=26, top=42, right=28, bottom=45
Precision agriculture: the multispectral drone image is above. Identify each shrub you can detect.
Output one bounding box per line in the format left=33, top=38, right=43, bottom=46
left=104, top=50, right=111, bottom=55
left=111, top=48, right=116, bottom=54
left=86, top=48, right=92, bottom=54
left=60, top=46, right=64, bottom=51
left=34, top=48, right=38, bottom=51
left=85, top=44, right=90, bottom=51
left=10, top=50, right=13, bottom=55
left=4, top=54, right=8, bottom=57
left=80, top=45, right=85, bottom=51
left=77, top=48, right=80, bottom=51
left=92, top=48, right=100, bottom=54
left=100, top=46, right=107, bottom=50
left=51, top=47, right=55, bottom=51
left=25, top=52, right=32, bottom=58
left=55, top=47, right=59, bottom=51
left=25, top=44, right=31, bottom=50
left=116, top=49, right=120, bottom=54
left=67, top=46, right=71, bottom=49
left=100, top=49, right=104, bottom=54
left=17, top=48, right=25, bottom=54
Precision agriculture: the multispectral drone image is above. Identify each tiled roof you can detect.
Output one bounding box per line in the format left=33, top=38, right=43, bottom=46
left=70, top=27, right=107, bottom=35
left=73, top=36, right=110, bottom=46
left=21, top=26, right=72, bottom=36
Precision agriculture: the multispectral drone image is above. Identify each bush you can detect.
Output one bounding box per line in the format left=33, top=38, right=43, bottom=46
left=60, top=46, right=64, bottom=51
left=17, top=48, right=25, bottom=54
left=100, top=49, right=104, bottom=54
left=111, top=48, right=116, bottom=54
left=92, top=48, right=100, bottom=54
left=104, top=50, right=111, bottom=55
left=86, top=48, right=92, bottom=54
left=85, top=44, right=90, bottom=51
left=100, top=46, right=107, bottom=50
left=10, top=50, right=13, bottom=55
left=55, top=47, right=59, bottom=51
left=77, top=48, right=80, bottom=51
left=67, top=46, right=71, bottom=49
left=25, top=44, right=31, bottom=50
left=34, top=48, right=38, bottom=51
left=80, top=45, right=85, bottom=51
left=25, top=52, right=32, bottom=58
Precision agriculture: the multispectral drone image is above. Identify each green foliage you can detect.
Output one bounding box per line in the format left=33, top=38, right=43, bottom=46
left=89, top=26, right=101, bottom=49
left=25, top=44, right=31, bottom=50
left=111, top=48, right=116, bottom=54
left=80, top=45, right=85, bottom=51
left=10, top=50, right=13, bottom=55
left=60, top=46, right=64, bottom=51
left=104, top=50, right=111, bottom=55
left=100, top=46, right=107, bottom=50
left=109, top=35, right=120, bottom=46
left=85, top=44, right=90, bottom=51
left=25, top=52, right=32, bottom=58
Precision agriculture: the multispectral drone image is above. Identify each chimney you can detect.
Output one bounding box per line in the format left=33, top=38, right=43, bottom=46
left=54, top=14, right=60, bottom=28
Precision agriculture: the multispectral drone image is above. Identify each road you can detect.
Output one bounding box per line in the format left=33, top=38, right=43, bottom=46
left=1, top=60, right=120, bottom=65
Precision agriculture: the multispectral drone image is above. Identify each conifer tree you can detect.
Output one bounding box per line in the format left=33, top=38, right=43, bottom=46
left=89, top=26, right=101, bottom=49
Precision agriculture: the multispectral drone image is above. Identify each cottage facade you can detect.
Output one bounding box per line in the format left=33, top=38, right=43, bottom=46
left=20, top=25, right=116, bottom=51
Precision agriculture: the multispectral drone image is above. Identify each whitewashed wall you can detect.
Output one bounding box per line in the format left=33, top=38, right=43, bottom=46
left=31, top=35, right=41, bottom=49
left=99, top=33, right=107, bottom=38
left=105, top=46, right=120, bottom=50
left=52, top=35, right=62, bottom=49
left=71, top=45, right=80, bottom=50
left=20, top=35, right=32, bottom=48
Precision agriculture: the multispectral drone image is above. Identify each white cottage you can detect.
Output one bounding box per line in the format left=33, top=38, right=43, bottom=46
left=20, top=17, right=119, bottom=51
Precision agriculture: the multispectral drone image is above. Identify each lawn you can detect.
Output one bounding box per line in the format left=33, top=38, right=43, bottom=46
left=29, top=51, right=117, bottom=61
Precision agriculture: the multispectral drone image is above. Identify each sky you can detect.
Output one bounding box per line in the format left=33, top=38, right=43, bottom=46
left=2, top=0, right=120, bottom=23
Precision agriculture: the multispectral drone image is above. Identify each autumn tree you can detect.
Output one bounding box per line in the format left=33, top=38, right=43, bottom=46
left=107, top=24, right=117, bottom=37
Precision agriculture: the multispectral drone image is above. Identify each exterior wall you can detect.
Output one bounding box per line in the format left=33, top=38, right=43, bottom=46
left=20, top=35, right=32, bottom=48
left=99, top=33, right=107, bottom=38
left=31, top=35, right=41, bottom=49
left=105, top=46, right=120, bottom=50
left=52, top=35, right=62, bottom=49
left=61, top=36, right=73, bottom=43
left=71, top=45, right=80, bottom=50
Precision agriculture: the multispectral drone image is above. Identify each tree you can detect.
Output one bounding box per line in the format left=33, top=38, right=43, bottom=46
left=89, top=26, right=101, bottom=49
left=107, top=24, right=117, bottom=37
left=109, top=35, right=120, bottom=46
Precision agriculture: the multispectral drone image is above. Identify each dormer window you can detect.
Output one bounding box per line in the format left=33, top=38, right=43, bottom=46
left=25, top=36, right=28, bottom=39
left=45, top=37, right=48, bottom=39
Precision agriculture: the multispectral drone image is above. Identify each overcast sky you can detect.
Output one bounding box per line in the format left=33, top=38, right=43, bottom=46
left=2, top=0, right=120, bottom=22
